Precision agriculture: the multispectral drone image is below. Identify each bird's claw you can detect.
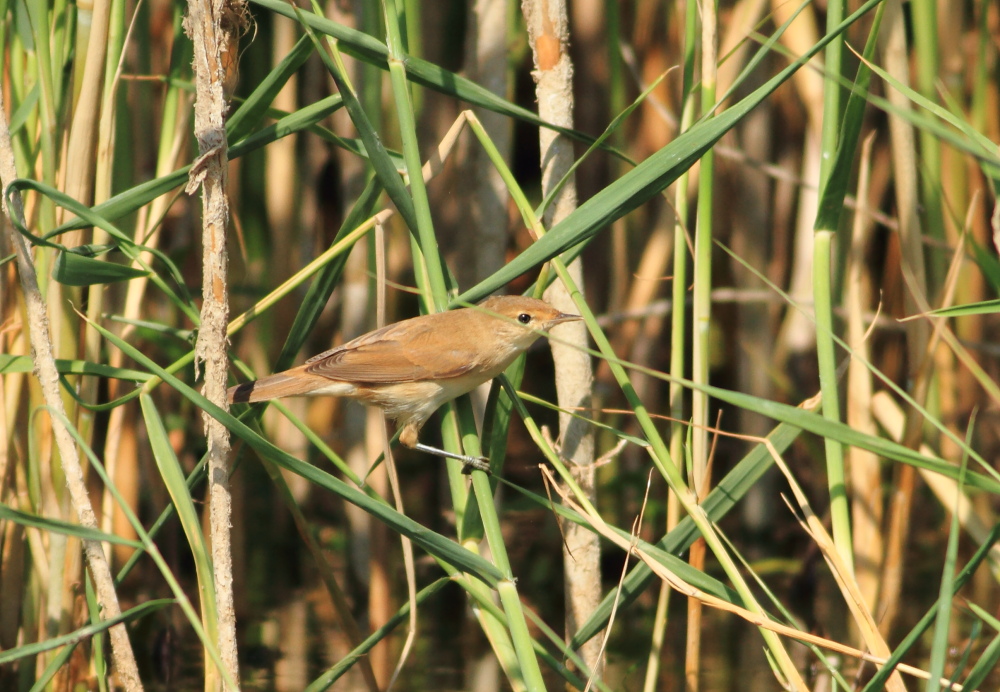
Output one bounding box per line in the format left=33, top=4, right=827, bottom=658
left=461, top=456, right=492, bottom=475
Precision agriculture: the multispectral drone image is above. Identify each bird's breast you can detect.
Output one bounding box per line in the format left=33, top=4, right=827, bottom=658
left=355, top=370, right=499, bottom=424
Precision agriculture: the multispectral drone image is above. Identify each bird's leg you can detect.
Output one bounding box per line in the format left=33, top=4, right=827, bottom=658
left=412, top=443, right=491, bottom=474
left=400, top=422, right=491, bottom=474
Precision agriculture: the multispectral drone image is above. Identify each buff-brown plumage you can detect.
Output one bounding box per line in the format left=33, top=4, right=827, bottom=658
left=227, top=296, right=581, bottom=457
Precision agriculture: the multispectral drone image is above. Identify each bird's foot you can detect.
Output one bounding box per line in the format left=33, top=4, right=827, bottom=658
left=459, top=456, right=491, bottom=475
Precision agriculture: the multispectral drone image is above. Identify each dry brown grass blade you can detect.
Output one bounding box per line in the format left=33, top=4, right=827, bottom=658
left=766, top=444, right=906, bottom=692
left=549, top=465, right=973, bottom=691
left=547, top=465, right=810, bottom=689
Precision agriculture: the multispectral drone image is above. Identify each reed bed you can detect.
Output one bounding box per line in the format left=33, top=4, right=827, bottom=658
left=1, top=0, right=999, bottom=690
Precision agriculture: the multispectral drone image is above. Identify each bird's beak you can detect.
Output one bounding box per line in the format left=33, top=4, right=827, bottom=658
left=550, top=312, right=583, bottom=326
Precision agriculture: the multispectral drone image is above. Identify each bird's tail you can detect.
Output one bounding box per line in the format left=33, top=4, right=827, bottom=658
left=228, top=371, right=306, bottom=403
left=227, top=368, right=353, bottom=403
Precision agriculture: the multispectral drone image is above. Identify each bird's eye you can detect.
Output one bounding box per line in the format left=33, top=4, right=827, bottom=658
left=517, top=313, right=532, bottom=324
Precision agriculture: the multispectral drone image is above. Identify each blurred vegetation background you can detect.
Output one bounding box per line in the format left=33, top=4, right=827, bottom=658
left=1, top=0, right=1000, bottom=689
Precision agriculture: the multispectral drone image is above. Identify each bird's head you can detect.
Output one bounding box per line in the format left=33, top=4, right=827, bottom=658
left=475, top=295, right=583, bottom=354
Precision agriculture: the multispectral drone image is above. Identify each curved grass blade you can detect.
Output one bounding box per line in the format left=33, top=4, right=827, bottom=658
left=52, top=250, right=148, bottom=285
left=0, top=504, right=142, bottom=548
left=0, top=354, right=151, bottom=382
left=7, top=178, right=199, bottom=322
left=930, top=299, right=1000, bottom=318
left=45, top=407, right=236, bottom=689
left=140, top=394, right=220, bottom=669
left=57, top=375, right=142, bottom=411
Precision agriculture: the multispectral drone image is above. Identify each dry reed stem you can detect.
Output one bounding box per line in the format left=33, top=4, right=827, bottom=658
left=456, top=0, right=510, bottom=289
left=716, top=0, right=768, bottom=100
left=874, top=174, right=993, bottom=651
left=63, top=0, right=112, bottom=218
left=184, top=0, right=245, bottom=686
left=0, top=324, right=10, bottom=500
left=770, top=0, right=823, bottom=360
left=877, top=0, right=933, bottom=639
left=73, top=0, right=114, bottom=500
left=846, top=133, right=884, bottom=616
left=370, top=213, right=420, bottom=692
left=599, top=154, right=678, bottom=400
left=95, top=0, right=150, bottom=570
left=522, top=0, right=601, bottom=677
left=0, top=89, right=143, bottom=690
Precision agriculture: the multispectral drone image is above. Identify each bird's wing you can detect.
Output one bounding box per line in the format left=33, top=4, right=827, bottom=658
left=304, top=319, right=480, bottom=383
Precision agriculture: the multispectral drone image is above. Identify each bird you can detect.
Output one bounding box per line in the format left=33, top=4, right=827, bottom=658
left=227, top=295, right=582, bottom=472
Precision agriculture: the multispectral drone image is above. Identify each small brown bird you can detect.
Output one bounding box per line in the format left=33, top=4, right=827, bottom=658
left=228, top=295, right=581, bottom=472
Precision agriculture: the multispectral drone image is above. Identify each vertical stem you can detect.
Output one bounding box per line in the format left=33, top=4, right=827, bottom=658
left=184, top=0, right=245, bottom=687
left=643, top=2, right=698, bottom=692
left=813, top=229, right=852, bottom=571
left=522, top=0, right=601, bottom=678
left=688, top=1, right=717, bottom=687
left=909, top=0, right=944, bottom=286
left=812, top=0, right=854, bottom=574
left=818, top=0, right=843, bottom=189
left=846, top=135, right=882, bottom=617
left=64, top=0, right=111, bottom=210
left=691, top=0, right=716, bottom=496
left=876, top=0, right=931, bottom=636
left=645, top=2, right=699, bottom=688
left=101, top=3, right=188, bottom=565
left=456, top=0, right=511, bottom=290
left=24, top=0, right=58, bottom=238
left=382, top=0, right=449, bottom=310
